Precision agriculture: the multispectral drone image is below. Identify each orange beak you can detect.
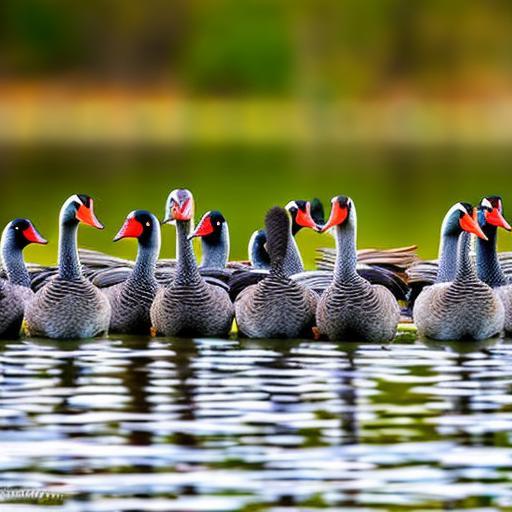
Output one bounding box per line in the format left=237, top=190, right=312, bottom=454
left=171, top=197, right=193, bottom=222
left=189, top=214, right=214, bottom=239
left=295, top=202, right=319, bottom=230
left=77, top=202, right=104, bottom=229
left=321, top=202, right=348, bottom=233
left=113, top=217, right=143, bottom=241
left=459, top=210, right=488, bottom=240
left=23, top=224, right=47, bottom=245
left=486, top=207, right=512, bottom=231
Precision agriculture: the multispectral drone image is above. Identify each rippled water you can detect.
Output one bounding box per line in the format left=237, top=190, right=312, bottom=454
left=2, top=334, right=512, bottom=510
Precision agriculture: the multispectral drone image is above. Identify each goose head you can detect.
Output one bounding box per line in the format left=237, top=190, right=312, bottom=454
left=441, top=202, right=487, bottom=240
left=60, top=194, right=104, bottom=229
left=478, top=196, right=511, bottom=231
left=113, top=210, right=160, bottom=247
left=1, top=218, right=47, bottom=250
left=321, top=195, right=352, bottom=232
left=163, top=189, right=194, bottom=223
left=284, top=200, right=319, bottom=234
left=189, top=210, right=226, bottom=242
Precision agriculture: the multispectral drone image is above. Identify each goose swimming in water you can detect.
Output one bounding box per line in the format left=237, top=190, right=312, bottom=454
left=0, top=219, right=47, bottom=338
left=101, top=210, right=160, bottom=334
left=413, top=204, right=504, bottom=341
left=150, top=189, right=234, bottom=337
left=25, top=194, right=111, bottom=339
left=475, top=196, right=512, bottom=334
left=315, top=195, right=400, bottom=342
left=235, top=206, right=318, bottom=338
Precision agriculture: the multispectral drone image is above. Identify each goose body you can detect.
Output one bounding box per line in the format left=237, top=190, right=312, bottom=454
left=235, top=207, right=317, bottom=338
left=475, top=196, right=512, bottom=334
left=102, top=211, right=160, bottom=334
left=0, top=219, right=47, bottom=338
left=316, top=196, right=399, bottom=342
left=150, top=189, right=234, bottom=337
left=25, top=195, right=111, bottom=339
left=414, top=230, right=504, bottom=341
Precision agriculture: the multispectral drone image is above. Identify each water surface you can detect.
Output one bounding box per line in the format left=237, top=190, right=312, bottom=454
left=2, top=334, right=512, bottom=510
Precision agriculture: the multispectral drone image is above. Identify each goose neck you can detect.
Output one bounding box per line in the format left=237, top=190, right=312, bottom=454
left=476, top=224, right=507, bottom=286
left=454, top=231, right=477, bottom=282
left=175, top=220, right=200, bottom=284
left=1, top=239, right=30, bottom=287
left=58, top=220, right=82, bottom=280
left=333, top=210, right=358, bottom=282
left=436, top=232, right=459, bottom=283
left=200, top=225, right=229, bottom=269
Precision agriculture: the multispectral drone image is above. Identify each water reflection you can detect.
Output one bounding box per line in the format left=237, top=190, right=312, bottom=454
left=1, top=336, right=512, bottom=510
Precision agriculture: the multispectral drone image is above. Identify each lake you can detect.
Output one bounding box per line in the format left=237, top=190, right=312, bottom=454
left=2, top=334, right=512, bottom=510
left=2, top=144, right=512, bottom=269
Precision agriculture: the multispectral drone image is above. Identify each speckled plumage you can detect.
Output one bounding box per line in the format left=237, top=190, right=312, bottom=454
left=236, top=207, right=318, bottom=338
left=0, top=281, right=32, bottom=338
left=24, top=194, right=111, bottom=340
left=0, top=218, right=46, bottom=338
left=316, top=197, right=399, bottom=342
left=150, top=190, right=234, bottom=337
left=101, top=211, right=160, bottom=335
left=414, top=231, right=504, bottom=341
left=25, top=276, right=111, bottom=339
left=103, top=276, right=159, bottom=335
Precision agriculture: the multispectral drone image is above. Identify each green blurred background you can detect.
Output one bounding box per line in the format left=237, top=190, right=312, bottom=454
left=1, top=0, right=512, bottom=266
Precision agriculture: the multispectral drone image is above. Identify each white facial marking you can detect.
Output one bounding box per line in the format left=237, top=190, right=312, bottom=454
left=285, top=201, right=298, bottom=211
left=481, top=198, right=492, bottom=210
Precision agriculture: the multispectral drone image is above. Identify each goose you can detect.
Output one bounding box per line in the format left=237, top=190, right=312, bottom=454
left=316, top=195, right=400, bottom=342
left=475, top=196, right=512, bottom=333
left=150, top=189, right=234, bottom=337
left=235, top=206, right=318, bottom=338
left=190, top=210, right=230, bottom=269
left=413, top=207, right=504, bottom=341
left=249, top=199, right=320, bottom=273
left=407, top=202, right=492, bottom=307
left=101, top=210, right=160, bottom=334
left=25, top=194, right=111, bottom=339
left=0, top=219, right=47, bottom=338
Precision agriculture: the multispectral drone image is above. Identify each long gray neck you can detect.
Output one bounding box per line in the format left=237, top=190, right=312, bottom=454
left=436, top=232, right=459, bottom=283
left=454, top=231, right=477, bottom=283
left=200, top=225, right=229, bottom=269
left=476, top=224, right=507, bottom=287
left=132, top=236, right=160, bottom=283
left=283, top=234, right=304, bottom=276
left=59, top=220, right=82, bottom=280
left=1, top=239, right=30, bottom=287
left=333, top=208, right=358, bottom=282
left=175, top=220, right=201, bottom=285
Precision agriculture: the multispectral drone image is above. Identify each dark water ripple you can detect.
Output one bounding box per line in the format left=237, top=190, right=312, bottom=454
left=2, top=336, right=512, bottom=510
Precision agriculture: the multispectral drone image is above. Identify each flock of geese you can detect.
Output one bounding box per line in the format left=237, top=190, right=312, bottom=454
left=0, top=190, right=510, bottom=342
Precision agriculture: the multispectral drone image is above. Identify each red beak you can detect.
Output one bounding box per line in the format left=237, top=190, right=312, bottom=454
left=486, top=207, right=512, bottom=231
left=460, top=210, right=488, bottom=240
left=189, top=213, right=214, bottom=239
left=295, top=202, right=318, bottom=230
left=76, top=201, right=104, bottom=229
left=171, top=197, right=193, bottom=222
left=321, top=202, right=349, bottom=233
left=113, top=217, right=143, bottom=241
left=23, top=224, right=47, bottom=245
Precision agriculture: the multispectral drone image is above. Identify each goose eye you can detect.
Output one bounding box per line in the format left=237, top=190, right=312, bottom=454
left=146, top=222, right=151, bottom=227
left=14, top=226, right=19, bottom=230
left=216, top=221, right=221, bottom=226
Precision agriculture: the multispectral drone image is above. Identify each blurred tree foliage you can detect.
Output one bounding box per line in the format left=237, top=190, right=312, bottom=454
left=0, top=0, right=512, bottom=97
